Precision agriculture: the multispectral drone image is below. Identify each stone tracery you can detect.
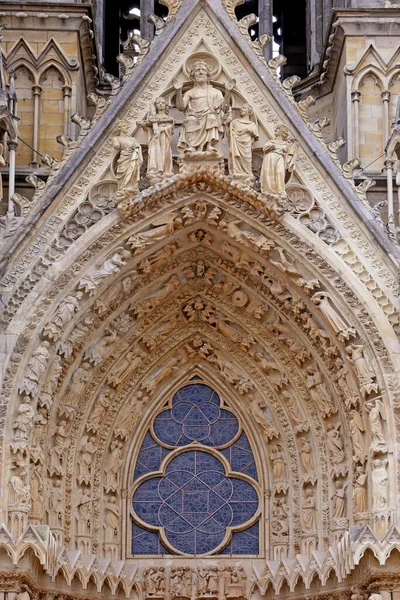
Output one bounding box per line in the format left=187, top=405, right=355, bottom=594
left=0, top=4, right=399, bottom=600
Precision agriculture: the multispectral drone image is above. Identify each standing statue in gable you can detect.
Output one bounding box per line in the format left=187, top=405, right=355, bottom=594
left=138, top=97, right=174, bottom=183
left=173, top=60, right=234, bottom=154
left=260, top=124, right=297, bottom=196
left=227, top=103, right=259, bottom=184
left=113, top=121, right=143, bottom=202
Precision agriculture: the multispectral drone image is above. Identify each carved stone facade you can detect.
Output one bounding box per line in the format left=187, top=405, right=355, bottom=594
left=0, top=2, right=399, bottom=600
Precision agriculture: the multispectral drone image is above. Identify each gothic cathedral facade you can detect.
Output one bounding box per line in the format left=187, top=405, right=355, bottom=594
left=0, top=2, right=400, bottom=600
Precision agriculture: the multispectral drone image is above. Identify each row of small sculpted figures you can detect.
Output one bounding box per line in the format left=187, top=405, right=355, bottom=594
left=113, top=61, right=297, bottom=195
left=144, top=565, right=246, bottom=598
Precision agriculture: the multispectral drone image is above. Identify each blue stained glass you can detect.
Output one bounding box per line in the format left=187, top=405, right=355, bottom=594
left=132, top=449, right=258, bottom=555
left=131, top=383, right=260, bottom=556
left=153, top=385, right=239, bottom=448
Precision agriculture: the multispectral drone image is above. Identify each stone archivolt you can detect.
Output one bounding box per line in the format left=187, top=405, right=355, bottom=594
left=1, top=3, right=400, bottom=600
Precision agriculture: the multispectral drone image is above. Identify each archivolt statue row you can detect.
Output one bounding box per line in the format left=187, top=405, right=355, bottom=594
left=113, top=60, right=297, bottom=201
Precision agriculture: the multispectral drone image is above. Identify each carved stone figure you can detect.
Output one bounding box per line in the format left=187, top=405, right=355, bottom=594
left=29, top=464, right=43, bottom=521
left=76, top=489, right=92, bottom=535
left=371, top=458, right=389, bottom=510
left=113, top=121, right=143, bottom=200
left=270, top=444, right=286, bottom=481
left=48, top=480, right=63, bottom=524
left=332, top=480, right=347, bottom=519
left=49, top=420, right=70, bottom=475
left=301, top=488, right=317, bottom=535
left=260, top=124, right=296, bottom=195
left=170, top=567, right=192, bottom=599
left=249, top=395, right=278, bottom=440
left=9, top=470, right=30, bottom=506
left=326, top=423, right=345, bottom=465
left=349, top=410, right=367, bottom=462
left=128, top=213, right=182, bottom=253
left=64, top=362, right=91, bottom=407
left=38, top=354, right=62, bottom=409
left=334, top=357, right=360, bottom=407
left=225, top=566, right=246, bottom=599
left=43, top=292, right=82, bottom=341
left=345, top=344, right=378, bottom=395
left=271, top=497, right=289, bottom=539
left=144, top=356, right=182, bottom=392
left=32, top=409, right=48, bottom=447
left=138, top=97, right=174, bottom=183
left=281, top=389, right=307, bottom=432
left=105, top=440, right=124, bottom=489
left=79, top=250, right=131, bottom=295
left=13, top=396, right=35, bottom=441
left=353, top=466, right=368, bottom=514
left=298, top=438, right=314, bottom=475
left=78, top=436, right=97, bottom=482
left=0, top=143, right=5, bottom=200
left=174, top=60, right=231, bottom=154
left=144, top=567, right=165, bottom=597
left=108, top=348, right=147, bottom=389
left=197, top=568, right=219, bottom=597
left=104, top=496, right=120, bottom=542
left=312, top=292, right=356, bottom=341
left=227, top=103, right=259, bottom=183
left=87, top=390, right=112, bottom=433
left=21, top=341, right=51, bottom=397
left=306, top=363, right=336, bottom=417
left=365, top=398, right=386, bottom=445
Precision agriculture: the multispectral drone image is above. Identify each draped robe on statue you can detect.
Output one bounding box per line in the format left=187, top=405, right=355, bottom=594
left=228, top=117, right=259, bottom=178
left=177, top=85, right=224, bottom=152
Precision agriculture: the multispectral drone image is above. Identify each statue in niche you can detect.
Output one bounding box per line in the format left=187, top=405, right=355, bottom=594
left=227, top=103, right=259, bottom=184
left=9, top=470, right=30, bottom=506
left=260, top=124, right=297, bottom=196
left=39, top=353, right=62, bottom=410
left=332, top=480, right=347, bottom=519
left=270, top=444, right=286, bottom=481
left=312, top=292, right=356, bottom=341
left=353, top=465, right=368, bottom=514
left=76, top=489, right=92, bottom=535
left=29, top=464, right=43, bottom=521
left=113, top=121, right=143, bottom=200
left=105, top=440, right=124, bottom=488
left=271, top=497, right=289, bottom=539
left=248, top=395, right=278, bottom=440
left=144, top=567, right=165, bottom=597
left=345, top=343, right=378, bottom=396
left=173, top=60, right=234, bottom=154
left=334, top=357, right=360, bottom=407
left=170, top=567, right=192, bottom=599
left=365, top=398, right=386, bottom=445
left=48, top=480, right=63, bottom=525
left=301, top=487, right=317, bottom=535
left=349, top=410, right=367, bottom=462
left=225, top=566, right=246, bottom=599
left=371, top=458, right=389, bottom=510
left=43, top=292, right=83, bottom=341
left=107, top=347, right=147, bottom=389
left=298, top=438, right=314, bottom=475
left=13, top=396, right=35, bottom=441
left=87, top=390, right=112, bottom=433
left=138, top=97, right=174, bottom=183
left=104, top=496, right=120, bottom=543
left=326, top=423, right=345, bottom=465
left=78, top=436, right=97, bottom=482
left=21, top=341, right=51, bottom=397
left=64, top=362, right=91, bottom=407
left=49, top=420, right=70, bottom=475
left=306, top=363, right=336, bottom=417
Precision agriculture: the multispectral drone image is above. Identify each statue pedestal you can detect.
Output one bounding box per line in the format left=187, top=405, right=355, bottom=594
left=178, top=150, right=224, bottom=176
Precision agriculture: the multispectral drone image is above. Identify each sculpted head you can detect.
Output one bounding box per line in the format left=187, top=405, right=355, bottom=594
left=240, top=103, right=254, bottom=118
left=154, top=97, right=168, bottom=114
left=275, top=124, right=289, bottom=140
left=190, top=60, right=211, bottom=83
left=116, top=121, right=130, bottom=135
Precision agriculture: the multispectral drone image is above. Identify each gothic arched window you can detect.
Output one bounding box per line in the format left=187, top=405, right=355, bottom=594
left=131, top=381, right=260, bottom=556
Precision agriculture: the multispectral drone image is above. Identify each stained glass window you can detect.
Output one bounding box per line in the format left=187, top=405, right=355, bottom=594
left=131, top=381, right=260, bottom=556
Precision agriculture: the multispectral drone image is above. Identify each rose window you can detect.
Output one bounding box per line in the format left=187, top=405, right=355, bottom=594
left=131, top=382, right=260, bottom=556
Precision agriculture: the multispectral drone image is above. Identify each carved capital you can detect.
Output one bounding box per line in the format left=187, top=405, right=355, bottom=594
left=351, top=90, right=361, bottom=102
left=381, top=90, right=391, bottom=103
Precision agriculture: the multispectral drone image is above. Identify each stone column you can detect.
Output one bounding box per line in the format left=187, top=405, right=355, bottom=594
left=258, top=0, right=273, bottom=61
left=381, top=89, right=391, bottom=148
left=32, top=84, right=42, bottom=165
left=384, top=158, right=395, bottom=232
left=140, top=0, right=155, bottom=41
left=62, top=84, right=72, bottom=138
left=351, top=90, right=361, bottom=159
left=7, top=139, right=17, bottom=216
